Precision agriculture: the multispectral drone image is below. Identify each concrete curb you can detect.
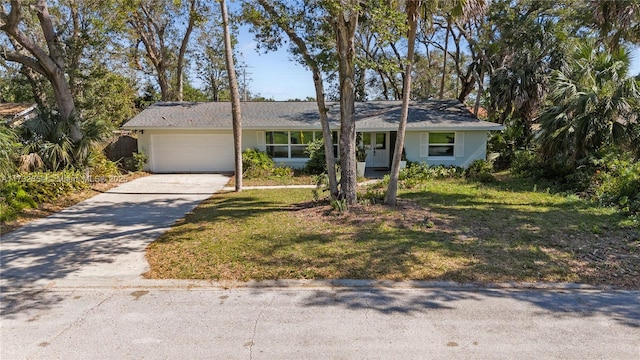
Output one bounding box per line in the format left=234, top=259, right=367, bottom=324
left=222, top=185, right=316, bottom=191
left=6, top=278, right=624, bottom=292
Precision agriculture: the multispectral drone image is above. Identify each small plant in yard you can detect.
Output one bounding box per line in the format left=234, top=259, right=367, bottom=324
left=88, top=151, right=121, bottom=181
left=0, top=182, right=37, bottom=222
left=398, top=163, right=464, bottom=184
left=330, top=198, right=348, bottom=213
left=1, top=170, right=89, bottom=222
left=358, top=188, right=385, bottom=205
left=272, top=166, right=294, bottom=177
left=356, top=147, right=367, bottom=162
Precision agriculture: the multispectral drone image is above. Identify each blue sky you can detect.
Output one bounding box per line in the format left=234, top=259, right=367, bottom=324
left=236, top=29, right=640, bottom=101
left=236, top=28, right=316, bottom=101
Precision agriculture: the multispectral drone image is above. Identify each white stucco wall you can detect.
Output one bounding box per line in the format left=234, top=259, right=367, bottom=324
left=136, top=129, right=490, bottom=172
left=404, top=130, right=489, bottom=168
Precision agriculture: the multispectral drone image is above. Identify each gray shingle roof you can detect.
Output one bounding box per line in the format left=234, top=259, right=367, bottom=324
left=122, top=100, right=503, bottom=131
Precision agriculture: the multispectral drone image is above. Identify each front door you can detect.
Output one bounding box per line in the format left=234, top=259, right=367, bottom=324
left=362, top=132, right=389, bottom=168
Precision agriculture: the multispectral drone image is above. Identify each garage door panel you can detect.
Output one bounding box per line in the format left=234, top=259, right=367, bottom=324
left=150, top=134, right=234, bottom=173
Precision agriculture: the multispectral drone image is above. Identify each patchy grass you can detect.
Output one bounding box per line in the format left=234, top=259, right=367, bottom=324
left=228, top=173, right=317, bottom=187
left=145, top=177, right=639, bottom=288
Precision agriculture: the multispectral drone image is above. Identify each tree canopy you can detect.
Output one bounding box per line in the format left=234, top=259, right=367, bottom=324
left=1, top=0, right=638, bottom=204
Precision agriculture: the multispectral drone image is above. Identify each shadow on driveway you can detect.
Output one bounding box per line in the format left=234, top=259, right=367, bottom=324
left=1, top=174, right=229, bottom=316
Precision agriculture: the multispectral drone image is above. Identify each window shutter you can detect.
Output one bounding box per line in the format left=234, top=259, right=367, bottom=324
left=454, top=132, right=464, bottom=157
left=420, top=132, right=429, bottom=157
left=257, top=131, right=266, bottom=151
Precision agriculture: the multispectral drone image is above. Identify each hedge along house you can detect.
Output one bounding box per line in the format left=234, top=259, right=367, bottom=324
left=121, top=100, right=504, bottom=173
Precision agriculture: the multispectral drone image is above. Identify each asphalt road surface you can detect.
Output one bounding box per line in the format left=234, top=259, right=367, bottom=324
left=2, top=281, right=639, bottom=359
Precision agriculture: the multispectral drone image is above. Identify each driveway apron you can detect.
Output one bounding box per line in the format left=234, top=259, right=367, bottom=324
left=0, top=174, right=229, bottom=289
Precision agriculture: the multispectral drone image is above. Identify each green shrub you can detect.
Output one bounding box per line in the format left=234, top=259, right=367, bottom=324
left=358, top=188, right=385, bottom=205
left=19, top=170, right=89, bottom=203
left=304, top=139, right=326, bottom=175
left=0, top=182, right=37, bottom=222
left=133, top=151, right=148, bottom=172
left=399, top=163, right=464, bottom=181
left=0, top=170, right=89, bottom=222
left=465, top=159, right=496, bottom=182
left=588, top=156, right=640, bottom=215
left=272, top=166, right=294, bottom=177
left=242, top=148, right=274, bottom=178
left=88, top=151, right=121, bottom=182
left=511, top=150, right=543, bottom=177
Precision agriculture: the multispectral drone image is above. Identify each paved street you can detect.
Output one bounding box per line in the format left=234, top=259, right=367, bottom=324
left=2, top=281, right=639, bottom=359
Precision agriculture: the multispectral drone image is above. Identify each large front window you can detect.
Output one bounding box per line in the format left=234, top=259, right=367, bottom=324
left=266, top=131, right=338, bottom=159
left=428, top=132, right=455, bottom=157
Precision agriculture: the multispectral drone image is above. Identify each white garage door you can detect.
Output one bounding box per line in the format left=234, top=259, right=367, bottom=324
left=150, top=133, right=234, bottom=173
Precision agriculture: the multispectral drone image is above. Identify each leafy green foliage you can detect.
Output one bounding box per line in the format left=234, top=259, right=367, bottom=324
left=538, top=42, right=640, bottom=167
left=78, top=68, right=137, bottom=127
left=304, top=139, right=327, bottom=175
left=465, top=159, right=496, bottom=183
left=19, top=110, right=111, bottom=171
left=358, top=188, right=386, bottom=205
left=242, top=148, right=275, bottom=178
left=0, top=126, right=21, bottom=177
left=271, top=166, right=293, bottom=177
left=0, top=170, right=89, bottom=222
left=587, top=154, right=640, bottom=215
left=87, top=152, right=121, bottom=181
left=133, top=151, right=148, bottom=171
left=399, top=163, right=465, bottom=181
left=0, top=182, right=37, bottom=222
left=510, top=150, right=545, bottom=178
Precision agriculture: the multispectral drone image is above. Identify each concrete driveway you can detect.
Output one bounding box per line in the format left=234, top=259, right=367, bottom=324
left=0, top=174, right=230, bottom=289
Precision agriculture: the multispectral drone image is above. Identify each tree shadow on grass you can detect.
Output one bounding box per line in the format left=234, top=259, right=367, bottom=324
left=232, top=185, right=640, bottom=327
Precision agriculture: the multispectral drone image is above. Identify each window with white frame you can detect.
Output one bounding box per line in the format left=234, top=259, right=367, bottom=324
left=265, top=131, right=338, bottom=159
left=420, top=132, right=462, bottom=158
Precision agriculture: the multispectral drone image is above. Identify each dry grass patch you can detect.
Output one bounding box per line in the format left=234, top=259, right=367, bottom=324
left=146, top=179, right=639, bottom=288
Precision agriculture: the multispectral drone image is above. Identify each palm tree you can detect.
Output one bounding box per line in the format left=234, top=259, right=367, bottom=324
left=386, top=0, right=486, bottom=206
left=19, top=111, right=110, bottom=171
left=538, top=42, right=640, bottom=166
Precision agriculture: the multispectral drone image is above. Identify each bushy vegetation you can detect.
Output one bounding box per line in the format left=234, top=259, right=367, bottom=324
left=512, top=150, right=640, bottom=216
left=133, top=151, right=148, bottom=172
left=1, top=170, right=90, bottom=222
left=241, top=148, right=294, bottom=179
left=464, top=159, right=496, bottom=183
left=242, top=148, right=275, bottom=178
left=304, top=139, right=327, bottom=175
left=589, top=157, right=640, bottom=215
left=399, top=163, right=465, bottom=183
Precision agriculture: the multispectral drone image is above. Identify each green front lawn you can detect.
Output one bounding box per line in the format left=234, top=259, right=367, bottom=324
left=145, top=177, right=639, bottom=288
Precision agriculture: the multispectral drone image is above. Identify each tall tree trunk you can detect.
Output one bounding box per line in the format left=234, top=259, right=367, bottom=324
left=386, top=0, right=420, bottom=206
left=254, top=0, right=339, bottom=199
left=220, top=0, right=242, bottom=191
left=313, top=72, right=340, bottom=200
left=334, top=1, right=359, bottom=206
left=439, top=15, right=451, bottom=99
